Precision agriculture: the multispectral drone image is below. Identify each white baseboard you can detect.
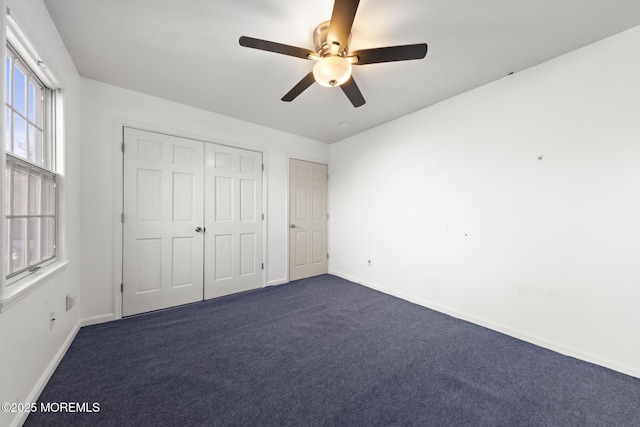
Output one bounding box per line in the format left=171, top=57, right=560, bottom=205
left=11, top=320, right=81, bottom=427
left=80, top=313, right=115, bottom=327
left=329, top=270, right=640, bottom=380
left=266, top=278, right=288, bottom=287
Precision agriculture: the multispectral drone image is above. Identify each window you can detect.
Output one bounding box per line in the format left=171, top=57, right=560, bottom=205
left=4, top=43, right=56, bottom=281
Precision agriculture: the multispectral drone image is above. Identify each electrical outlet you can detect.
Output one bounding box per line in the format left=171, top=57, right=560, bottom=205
left=49, top=311, right=56, bottom=330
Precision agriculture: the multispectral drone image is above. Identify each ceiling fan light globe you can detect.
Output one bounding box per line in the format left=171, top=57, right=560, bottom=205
left=313, top=56, right=352, bottom=87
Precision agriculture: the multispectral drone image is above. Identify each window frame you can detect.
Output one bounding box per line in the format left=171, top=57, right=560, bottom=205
left=1, top=9, right=68, bottom=309
left=5, top=43, right=56, bottom=170
left=4, top=43, right=58, bottom=283
left=5, top=154, right=57, bottom=280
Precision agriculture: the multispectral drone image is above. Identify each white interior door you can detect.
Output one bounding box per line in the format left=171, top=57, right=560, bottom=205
left=123, top=128, right=204, bottom=316
left=204, top=144, right=263, bottom=298
left=289, top=159, right=328, bottom=281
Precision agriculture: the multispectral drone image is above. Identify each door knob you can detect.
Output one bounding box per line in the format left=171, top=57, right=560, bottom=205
left=195, top=227, right=205, bottom=232
left=290, top=224, right=296, bottom=229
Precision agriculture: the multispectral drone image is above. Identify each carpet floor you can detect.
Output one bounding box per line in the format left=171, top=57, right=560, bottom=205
left=25, top=275, right=640, bottom=426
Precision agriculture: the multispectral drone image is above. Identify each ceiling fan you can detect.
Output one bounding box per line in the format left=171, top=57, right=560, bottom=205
left=239, top=0, right=428, bottom=107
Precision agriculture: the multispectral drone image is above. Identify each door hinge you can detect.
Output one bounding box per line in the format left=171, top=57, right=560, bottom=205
left=327, top=213, right=330, bottom=220
left=262, top=213, right=265, bottom=220
left=121, top=213, right=125, bottom=223
left=120, top=283, right=123, bottom=293
left=121, top=142, right=125, bottom=153
left=261, top=164, right=264, bottom=172
left=261, top=263, right=264, bottom=270
left=327, top=253, right=330, bottom=260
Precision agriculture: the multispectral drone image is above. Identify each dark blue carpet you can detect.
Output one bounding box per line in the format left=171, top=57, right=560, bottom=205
left=26, top=275, right=640, bottom=426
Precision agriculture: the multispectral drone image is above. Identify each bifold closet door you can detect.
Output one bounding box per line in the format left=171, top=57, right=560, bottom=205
left=204, top=144, right=263, bottom=299
left=123, top=128, right=263, bottom=315
left=122, top=128, right=205, bottom=316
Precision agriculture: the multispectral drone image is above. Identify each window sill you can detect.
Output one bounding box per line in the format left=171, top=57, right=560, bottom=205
left=0, top=259, right=71, bottom=313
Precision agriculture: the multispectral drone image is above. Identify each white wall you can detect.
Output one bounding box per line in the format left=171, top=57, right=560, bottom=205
left=79, top=79, right=329, bottom=322
left=330, top=25, right=640, bottom=377
left=0, top=1, right=83, bottom=426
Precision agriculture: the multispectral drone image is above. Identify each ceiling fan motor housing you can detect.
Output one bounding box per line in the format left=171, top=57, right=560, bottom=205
left=314, top=21, right=350, bottom=57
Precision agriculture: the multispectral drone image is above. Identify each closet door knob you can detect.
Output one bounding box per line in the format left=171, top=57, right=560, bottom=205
left=290, top=224, right=296, bottom=229
left=195, top=227, right=204, bottom=232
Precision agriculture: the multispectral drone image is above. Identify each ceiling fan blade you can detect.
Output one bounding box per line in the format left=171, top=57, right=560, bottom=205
left=282, top=72, right=316, bottom=102
left=350, top=43, right=428, bottom=65
left=341, top=76, right=365, bottom=107
left=239, top=36, right=314, bottom=60
left=328, top=0, right=360, bottom=50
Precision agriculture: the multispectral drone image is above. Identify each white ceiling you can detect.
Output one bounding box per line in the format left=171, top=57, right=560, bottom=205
left=43, top=0, right=640, bottom=143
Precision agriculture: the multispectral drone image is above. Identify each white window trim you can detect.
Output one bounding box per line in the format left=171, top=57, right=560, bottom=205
left=6, top=9, right=60, bottom=88
left=0, top=259, right=70, bottom=312
left=1, top=7, right=67, bottom=310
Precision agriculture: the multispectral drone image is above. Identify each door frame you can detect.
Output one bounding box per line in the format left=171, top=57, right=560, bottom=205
left=113, top=122, right=267, bottom=321
left=287, top=157, right=330, bottom=282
